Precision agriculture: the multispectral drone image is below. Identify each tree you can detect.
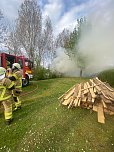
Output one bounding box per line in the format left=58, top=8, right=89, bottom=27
left=35, top=16, right=54, bottom=67
left=15, top=0, right=42, bottom=62
left=65, top=18, right=88, bottom=77
left=0, top=10, right=8, bottom=45
left=64, top=27, right=78, bottom=58
left=42, top=16, right=54, bottom=65
left=8, top=0, right=55, bottom=67
left=31, top=15, right=55, bottom=77
left=7, top=26, right=21, bottom=55
left=55, top=28, right=70, bottom=49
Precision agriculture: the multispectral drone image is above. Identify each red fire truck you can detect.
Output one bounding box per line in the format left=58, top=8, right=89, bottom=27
left=0, top=53, right=33, bottom=87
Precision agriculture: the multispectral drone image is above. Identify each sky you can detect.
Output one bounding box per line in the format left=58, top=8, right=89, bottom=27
left=0, top=0, right=113, bottom=35
left=0, top=0, right=93, bottom=50
left=0, top=0, right=98, bottom=35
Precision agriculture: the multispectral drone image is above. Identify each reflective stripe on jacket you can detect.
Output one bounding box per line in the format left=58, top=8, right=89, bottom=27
left=0, top=78, right=14, bottom=101
left=12, top=70, right=22, bottom=90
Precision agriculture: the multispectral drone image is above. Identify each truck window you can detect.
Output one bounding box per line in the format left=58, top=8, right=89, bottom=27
left=6, top=55, right=16, bottom=69
left=25, top=60, right=33, bottom=69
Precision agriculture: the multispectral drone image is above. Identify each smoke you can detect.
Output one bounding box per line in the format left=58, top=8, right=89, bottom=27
left=51, top=48, right=80, bottom=76
left=51, top=0, right=114, bottom=76
left=79, top=0, right=114, bottom=76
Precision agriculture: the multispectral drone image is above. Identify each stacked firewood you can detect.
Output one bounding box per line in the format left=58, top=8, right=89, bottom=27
left=58, top=77, right=114, bottom=123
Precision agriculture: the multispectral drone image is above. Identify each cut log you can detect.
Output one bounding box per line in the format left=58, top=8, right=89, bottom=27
left=58, top=85, right=76, bottom=100
left=82, top=95, right=87, bottom=102
left=87, top=91, right=92, bottom=103
left=101, top=100, right=107, bottom=108
left=100, top=95, right=112, bottom=104
left=64, top=87, right=75, bottom=100
left=74, top=84, right=82, bottom=107
left=86, top=82, right=96, bottom=103
left=68, top=97, right=74, bottom=109
left=93, top=105, right=97, bottom=112
left=83, top=83, right=89, bottom=94
left=77, top=84, right=82, bottom=106
left=74, top=98, right=79, bottom=107
left=97, top=103, right=105, bottom=124
left=62, top=96, right=72, bottom=105
left=105, top=82, right=114, bottom=91
left=73, top=84, right=79, bottom=98
left=96, top=77, right=114, bottom=92
left=90, top=79, right=101, bottom=94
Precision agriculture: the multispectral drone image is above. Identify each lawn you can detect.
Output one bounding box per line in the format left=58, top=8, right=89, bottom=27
left=0, top=77, right=114, bottom=152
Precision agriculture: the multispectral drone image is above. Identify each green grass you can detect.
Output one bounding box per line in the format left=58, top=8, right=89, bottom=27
left=0, top=77, right=114, bottom=152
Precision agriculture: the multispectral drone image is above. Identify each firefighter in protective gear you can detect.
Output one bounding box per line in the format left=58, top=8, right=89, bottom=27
left=0, top=67, right=14, bottom=125
left=9, top=63, right=23, bottom=111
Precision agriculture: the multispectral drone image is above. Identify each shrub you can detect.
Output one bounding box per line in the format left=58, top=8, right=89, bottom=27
left=98, top=69, right=114, bottom=87
left=33, top=66, right=63, bottom=80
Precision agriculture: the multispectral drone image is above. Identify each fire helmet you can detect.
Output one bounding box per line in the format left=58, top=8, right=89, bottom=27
left=0, top=67, right=6, bottom=75
left=12, top=63, right=21, bottom=70
left=0, top=67, right=6, bottom=80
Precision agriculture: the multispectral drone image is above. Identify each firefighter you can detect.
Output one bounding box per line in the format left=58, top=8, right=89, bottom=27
left=0, top=67, right=14, bottom=125
left=6, top=58, right=11, bottom=69
left=6, top=68, right=12, bottom=77
left=9, top=63, right=23, bottom=111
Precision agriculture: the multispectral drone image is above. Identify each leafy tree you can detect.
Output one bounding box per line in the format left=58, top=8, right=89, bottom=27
left=65, top=17, right=88, bottom=77
left=64, top=27, right=78, bottom=58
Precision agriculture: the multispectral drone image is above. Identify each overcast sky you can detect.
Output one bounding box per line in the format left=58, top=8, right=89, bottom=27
left=0, top=0, right=113, bottom=35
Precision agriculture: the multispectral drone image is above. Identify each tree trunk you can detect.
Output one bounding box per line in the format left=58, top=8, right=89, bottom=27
left=80, top=69, right=83, bottom=77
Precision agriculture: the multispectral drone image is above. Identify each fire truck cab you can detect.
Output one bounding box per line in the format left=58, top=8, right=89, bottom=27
left=0, top=53, right=33, bottom=87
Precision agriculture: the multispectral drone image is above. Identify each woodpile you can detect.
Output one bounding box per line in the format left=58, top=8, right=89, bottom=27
left=58, top=77, right=114, bottom=123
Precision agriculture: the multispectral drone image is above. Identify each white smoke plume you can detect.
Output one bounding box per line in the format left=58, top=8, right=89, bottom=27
left=51, top=0, right=114, bottom=77
left=51, top=48, right=80, bottom=76
left=79, top=0, right=114, bottom=76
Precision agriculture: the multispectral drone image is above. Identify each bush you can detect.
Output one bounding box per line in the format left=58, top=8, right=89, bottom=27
left=98, top=69, right=114, bottom=87
left=33, top=66, right=63, bottom=80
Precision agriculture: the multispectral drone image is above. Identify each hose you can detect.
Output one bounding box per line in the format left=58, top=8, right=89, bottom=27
left=20, top=85, right=38, bottom=97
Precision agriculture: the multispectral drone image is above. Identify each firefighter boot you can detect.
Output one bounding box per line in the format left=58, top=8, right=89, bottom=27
left=14, top=105, right=21, bottom=111
left=5, top=118, right=13, bottom=125
left=13, top=97, right=22, bottom=111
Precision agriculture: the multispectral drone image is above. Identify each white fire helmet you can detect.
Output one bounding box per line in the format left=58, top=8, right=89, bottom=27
left=12, top=63, right=21, bottom=70
left=0, top=67, right=6, bottom=80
